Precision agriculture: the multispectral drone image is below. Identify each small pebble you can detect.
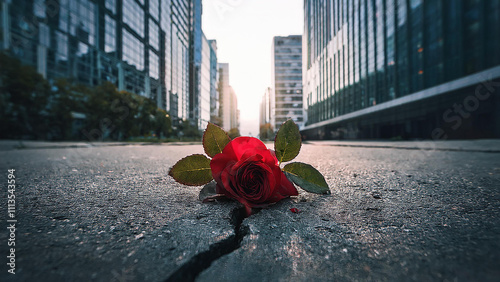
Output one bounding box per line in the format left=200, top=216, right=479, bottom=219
left=372, top=191, right=382, bottom=199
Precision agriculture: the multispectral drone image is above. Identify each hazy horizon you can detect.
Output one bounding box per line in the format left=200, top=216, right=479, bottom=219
left=202, top=0, right=303, bottom=136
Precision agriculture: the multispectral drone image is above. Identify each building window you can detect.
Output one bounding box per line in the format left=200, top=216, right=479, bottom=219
left=34, top=0, right=45, bottom=18
left=77, top=42, right=89, bottom=57
left=149, top=50, right=159, bottom=79
left=122, top=28, right=144, bottom=70
left=56, top=32, right=68, bottom=61
left=38, top=23, right=50, bottom=47
left=105, top=15, right=116, bottom=53
left=69, top=0, right=96, bottom=46
left=149, top=19, right=159, bottom=51
left=59, top=7, right=69, bottom=32
left=105, top=0, right=116, bottom=14
left=123, top=0, right=144, bottom=37
left=149, top=0, right=160, bottom=21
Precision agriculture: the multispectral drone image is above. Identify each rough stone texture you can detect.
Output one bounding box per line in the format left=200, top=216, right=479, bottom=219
left=198, top=143, right=500, bottom=281
left=1, top=141, right=499, bottom=281
left=0, top=144, right=236, bottom=281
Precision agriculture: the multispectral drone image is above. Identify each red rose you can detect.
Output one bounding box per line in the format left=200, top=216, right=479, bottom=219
left=210, top=137, right=298, bottom=215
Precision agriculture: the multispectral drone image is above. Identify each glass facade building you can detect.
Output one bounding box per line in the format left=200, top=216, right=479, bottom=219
left=271, top=35, right=304, bottom=131
left=0, top=0, right=194, bottom=122
left=208, top=40, right=220, bottom=125
left=217, top=63, right=238, bottom=131
left=259, top=87, right=272, bottom=127
left=303, top=0, right=500, bottom=139
left=199, top=32, right=211, bottom=129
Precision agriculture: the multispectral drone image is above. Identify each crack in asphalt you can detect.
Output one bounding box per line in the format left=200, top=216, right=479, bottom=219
left=165, top=207, right=249, bottom=282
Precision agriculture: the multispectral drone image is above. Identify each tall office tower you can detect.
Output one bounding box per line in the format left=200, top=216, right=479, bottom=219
left=260, top=87, right=272, bottom=127
left=208, top=40, right=220, bottom=126
left=198, top=32, right=211, bottom=130
left=259, top=87, right=273, bottom=139
left=188, top=0, right=202, bottom=128
left=188, top=0, right=214, bottom=130
left=271, top=35, right=304, bottom=132
left=0, top=0, right=194, bottom=122
left=217, top=63, right=238, bottom=131
left=230, top=87, right=239, bottom=131
left=302, top=0, right=500, bottom=139
left=168, top=0, right=192, bottom=122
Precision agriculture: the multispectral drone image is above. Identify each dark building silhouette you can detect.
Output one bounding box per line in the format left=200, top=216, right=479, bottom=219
left=302, top=0, right=500, bottom=139
left=0, top=0, right=198, bottom=124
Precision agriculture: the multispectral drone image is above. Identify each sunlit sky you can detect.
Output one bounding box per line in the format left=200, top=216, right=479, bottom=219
left=202, top=0, right=303, bottom=136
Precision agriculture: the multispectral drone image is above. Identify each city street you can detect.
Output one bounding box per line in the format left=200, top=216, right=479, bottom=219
left=1, top=140, right=500, bottom=281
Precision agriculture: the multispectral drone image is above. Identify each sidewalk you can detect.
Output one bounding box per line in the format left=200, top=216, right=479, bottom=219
left=2, top=139, right=499, bottom=152
left=305, top=139, right=500, bottom=152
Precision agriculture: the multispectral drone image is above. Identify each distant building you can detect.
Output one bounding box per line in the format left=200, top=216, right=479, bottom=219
left=188, top=0, right=205, bottom=129
left=208, top=40, right=220, bottom=126
left=230, top=87, right=239, bottom=130
left=260, top=87, right=272, bottom=126
left=0, top=0, right=195, bottom=123
left=217, top=63, right=238, bottom=132
left=271, top=35, right=304, bottom=132
left=259, top=87, right=273, bottom=139
left=198, top=32, right=211, bottom=130
left=302, top=0, right=500, bottom=139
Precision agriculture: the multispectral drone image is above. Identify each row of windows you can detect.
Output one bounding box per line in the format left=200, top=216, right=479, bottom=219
left=276, top=90, right=302, bottom=95
left=276, top=109, right=303, bottom=115
left=304, top=0, right=500, bottom=125
left=58, top=0, right=96, bottom=46
left=275, top=48, right=302, bottom=54
left=8, top=0, right=201, bottom=120
left=275, top=62, right=302, bottom=67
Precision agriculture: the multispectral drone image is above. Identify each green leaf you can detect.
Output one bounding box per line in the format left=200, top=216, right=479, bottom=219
left=169, top=154, right=213, bottom=186
left=274, top=119, right=302, bottom=163
left=203, top=122, right=231, bottom=158
left=283, top=162, right=330, bottom=194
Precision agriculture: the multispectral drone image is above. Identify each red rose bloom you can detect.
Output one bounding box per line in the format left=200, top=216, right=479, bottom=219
left=210, top=137, right=298, bottom=215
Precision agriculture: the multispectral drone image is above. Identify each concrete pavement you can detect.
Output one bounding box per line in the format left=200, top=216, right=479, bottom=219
left=1, top=141, right=499, bottom=281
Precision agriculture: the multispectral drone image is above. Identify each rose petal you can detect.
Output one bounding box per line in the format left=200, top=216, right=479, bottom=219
left=211, top=154, right=235, bottom=179
left=268, top=169, right=298, bottom=202
left=223, top=137, right=268, bottom=161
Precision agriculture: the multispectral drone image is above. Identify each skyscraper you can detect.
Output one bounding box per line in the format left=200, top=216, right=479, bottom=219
left=198, top=32, right=211, bottom=130
left=259, top=87, right=273, bottom=139
left=0, top=0, right=195, bottom=123
left=302, top=0, right=500, bottom=139
left=208, top=40, right=220, bottom=126
left=217, top=62, right=238, bottom=132
left=271, top=35, right=304, bottom=132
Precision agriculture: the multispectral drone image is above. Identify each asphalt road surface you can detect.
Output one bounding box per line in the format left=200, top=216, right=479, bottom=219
left=0, top=140, right=499, bottom=281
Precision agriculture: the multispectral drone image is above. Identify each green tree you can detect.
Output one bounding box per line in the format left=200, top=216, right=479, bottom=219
left=259, top=123, right=274, bottom=140
left=0, top=52, right=51, bottom=139
left=228, top=127, right=241, bottom=139
left=48, top=79, right=87, bottom=140
left=153, top=109, right=173, bottom=138
left=178, top=120, right=202, bottom=139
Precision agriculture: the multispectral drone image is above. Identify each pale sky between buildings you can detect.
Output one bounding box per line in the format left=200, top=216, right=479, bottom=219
left=202, top=0, right=303, bottom=136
